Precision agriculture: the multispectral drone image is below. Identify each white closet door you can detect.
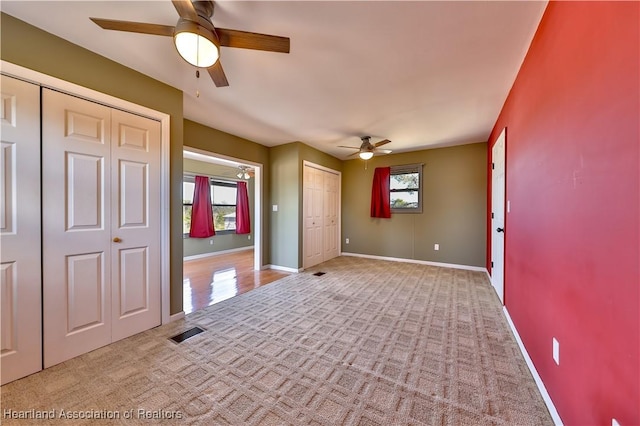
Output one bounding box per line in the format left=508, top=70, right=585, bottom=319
left=43, top=89, right=113, bottom=367
left=303, top=165, right=323, bottom=268
left=110, top=109, right=161, bottom=341
left=0, top=75, right=42, bottom=384
left=323, top=171, right=339, bottom=261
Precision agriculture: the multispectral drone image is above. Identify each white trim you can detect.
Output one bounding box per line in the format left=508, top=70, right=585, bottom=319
left=183, top=245, right=252, bottom=261
left=1, top=60, right=173, bottom=327
left=503, top=307, right=563, bottom=426
left=302, top=160, right=341, bottom=176
left=169, top=312, right=186, bottom=322
left=267, top=264, right=302, bottom=273
left=341, top=252, right=487, bottom=272
left=183, top=147, right=262, bottom=272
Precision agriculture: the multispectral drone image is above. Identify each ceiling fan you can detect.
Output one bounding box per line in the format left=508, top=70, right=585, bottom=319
left=339, top=136, right=392, bottom=160
left=90, top=0, right=290, bottom=87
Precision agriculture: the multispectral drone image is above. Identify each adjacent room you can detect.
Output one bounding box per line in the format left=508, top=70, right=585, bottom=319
left=1, top=1, right=638, bottom=425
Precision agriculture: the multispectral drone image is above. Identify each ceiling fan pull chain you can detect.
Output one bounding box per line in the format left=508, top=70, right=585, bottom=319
left=195, top=69, right=200, bottom=98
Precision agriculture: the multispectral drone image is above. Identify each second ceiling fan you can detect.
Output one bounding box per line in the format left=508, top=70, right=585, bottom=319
left=90, top=0, right=290, bottom=87
left=340, top=136, right=393, bottom=160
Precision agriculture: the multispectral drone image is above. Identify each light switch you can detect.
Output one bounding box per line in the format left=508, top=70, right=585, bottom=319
left=272, top=205, right=278, bottom=212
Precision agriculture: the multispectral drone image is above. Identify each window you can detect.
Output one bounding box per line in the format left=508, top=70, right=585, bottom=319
left=390, top=164, right=422, bottom=213
left=183, top=176, right=238, bottom=235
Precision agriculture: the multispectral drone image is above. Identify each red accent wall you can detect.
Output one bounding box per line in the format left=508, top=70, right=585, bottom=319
left=487, top=2, right=639, bottom=425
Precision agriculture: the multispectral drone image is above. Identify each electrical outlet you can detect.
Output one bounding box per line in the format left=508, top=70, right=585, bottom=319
left=209, top=239, right=214, bottom=245
left=345, top=238, right=350, bottom=244
left=248, top=235, right=251, bottom=240
left=434, top=244, right=439, bottom=251
left=272, top=204, right=278, bottom=212
left=553, top=338, right=560, bottom=365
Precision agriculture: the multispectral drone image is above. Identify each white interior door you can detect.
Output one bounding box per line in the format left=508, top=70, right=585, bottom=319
left=491, top=128, right=506, bottom=304
left=323, top=171, right=339, bottom=261
left=43, top=90, right=161, bottom=367
left=303, top=165, right=323, bottom=268
left=0, top=75, right=42, bottom=384
left=43, top=89, right=113, bottom=367
left=110, top=109, right=161, bottom=341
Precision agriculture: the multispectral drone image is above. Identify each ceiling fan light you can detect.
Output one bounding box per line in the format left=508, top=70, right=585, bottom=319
left=237, top=171, right=243, bottom=179
left=174, top=20, right=219, bottom=68
left=359, top=151, right=374, bottom=160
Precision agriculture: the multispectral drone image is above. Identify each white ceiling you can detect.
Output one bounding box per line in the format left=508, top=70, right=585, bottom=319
left=2, top=1, right=547, bottom=159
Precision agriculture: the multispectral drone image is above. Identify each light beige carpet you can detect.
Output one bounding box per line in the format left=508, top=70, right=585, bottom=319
left=1, top=256, right=552, bottom=425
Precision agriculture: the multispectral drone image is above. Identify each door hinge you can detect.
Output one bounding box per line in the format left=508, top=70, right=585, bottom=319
left=492, top=162, right=495, bottom=170
left=491, top=261, right=494, bottom=268
left=491, top=212, right=494, bottom=219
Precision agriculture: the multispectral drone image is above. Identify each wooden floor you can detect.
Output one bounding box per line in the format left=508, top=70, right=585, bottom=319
left=183, top=249, right=290, bottom=314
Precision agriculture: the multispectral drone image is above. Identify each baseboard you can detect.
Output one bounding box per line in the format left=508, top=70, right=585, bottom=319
left=503, top=307, right=563, bottom=426
left=183, top=245, right=252, bottom=261
left=267, top=264, right=301, bottom=273
left=169, top=312, right=185, bottom=322
left=340, top=252, right=487, bottom=272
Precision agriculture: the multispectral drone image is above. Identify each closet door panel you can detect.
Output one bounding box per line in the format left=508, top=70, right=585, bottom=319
left=43, top=89, right=112, bottom=368
left=323, top=171, right=339, bottom=261
left=303, top=165, right=323, bottom=268
left=0, top=76, right=41, bottom=385
left=110, top=109, right=161, bottom=341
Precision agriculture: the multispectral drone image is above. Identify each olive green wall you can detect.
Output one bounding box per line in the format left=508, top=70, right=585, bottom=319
left=1, top=13, right=185, bottom=315
left=342, top=142, right=487, bottom=267
left=183, top=119, right=270, bottom=265
left=270, top=143, right=300, bottom=269
left=270, top=142, right=342, bottom=269
left=183, top=159, right=254, bottom=257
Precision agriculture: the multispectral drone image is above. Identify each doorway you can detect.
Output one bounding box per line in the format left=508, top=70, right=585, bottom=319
left=182, top=148, right=263, bottom=313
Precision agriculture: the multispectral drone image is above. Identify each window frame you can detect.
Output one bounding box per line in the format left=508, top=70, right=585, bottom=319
left=183, top=175, right=239, bottom=237
left=390, top=163, right=423, bottom=214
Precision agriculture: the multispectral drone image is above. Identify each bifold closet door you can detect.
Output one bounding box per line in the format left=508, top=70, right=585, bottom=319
left=303, top=165, right=324, bottom=268
left=42, top=89, right=161, bottom=368
left=0, top=75, right=42, bottom=385
left=303, top=164, right=340, bottom=269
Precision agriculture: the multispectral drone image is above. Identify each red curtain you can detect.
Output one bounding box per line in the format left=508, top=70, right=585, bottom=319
left=189, top=176, right=215, bottom=238
left=235, top=181, right=251, bottom=234
left=371, top=167, right=391, bottom=218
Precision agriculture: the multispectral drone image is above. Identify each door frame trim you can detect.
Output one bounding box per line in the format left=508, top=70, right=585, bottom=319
left=1, top=60, right=172, bottom=325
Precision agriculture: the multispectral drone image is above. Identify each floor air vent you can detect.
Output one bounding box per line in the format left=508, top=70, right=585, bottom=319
left=170, top=326, right=205, bottom=343
left=313, top=272, right=326, bottom=276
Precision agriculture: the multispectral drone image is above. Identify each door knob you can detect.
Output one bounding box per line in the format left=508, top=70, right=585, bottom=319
left=113, top=237, right=122, bottom=243
left=496, top=228, right=504, bottom=233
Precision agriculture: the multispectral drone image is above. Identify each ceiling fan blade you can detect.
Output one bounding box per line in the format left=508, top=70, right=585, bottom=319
left=208, top=61, right=229, bottom=87
left=374, top=139, right=391, bottom=148
left=172, top=0, right=198, bottom=21
left=376, top=149, right=393, bottom=154
left=90, top=18, right=175, bottom=36
left=348, top=151, right=361, bottom=157
left=338, top=146, right=360, bottom=149
left=217, top=28, right=290, bottom=53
